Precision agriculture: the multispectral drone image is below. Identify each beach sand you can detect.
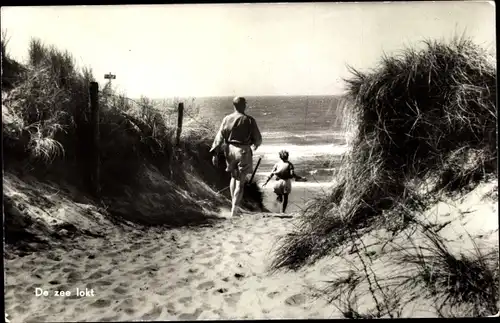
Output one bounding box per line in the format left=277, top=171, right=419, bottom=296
left=4, top=210, right=343, bottom=322
left=4, top=179, right=498, bottom=321
left=260, top=182, right=332, bottom=214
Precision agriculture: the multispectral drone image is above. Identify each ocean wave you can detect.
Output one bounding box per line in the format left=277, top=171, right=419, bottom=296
left=309, top=168, right=336, bottom=175
left=254, top=143, right=349, bottom=159
left=261, top=131, right=347, bottom=138
left=259, top=181, right=335, bottom=188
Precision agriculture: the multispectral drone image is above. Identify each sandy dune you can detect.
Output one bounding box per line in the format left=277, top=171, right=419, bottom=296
left=4, top=211, right=343, bottom=322
left=4, top=181, right=498, bottom=321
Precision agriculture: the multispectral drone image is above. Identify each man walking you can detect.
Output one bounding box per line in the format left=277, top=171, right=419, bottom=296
left=210, top=97, right=262, bottom=218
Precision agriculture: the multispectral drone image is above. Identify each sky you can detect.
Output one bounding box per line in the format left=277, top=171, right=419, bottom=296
left=1, top=2, right=496, bottom=98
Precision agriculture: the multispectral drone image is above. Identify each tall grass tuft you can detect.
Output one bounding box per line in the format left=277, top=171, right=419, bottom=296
left=270, top=36, right=497, bottom=316
left=393, top=230, right=499, bottom=317
left=272, top=35, right=496, bottom=271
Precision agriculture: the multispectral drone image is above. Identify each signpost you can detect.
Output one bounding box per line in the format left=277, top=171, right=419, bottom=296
left=104, top=72, right=116, bottom=81
left=104, top=72, right=116, bottom=104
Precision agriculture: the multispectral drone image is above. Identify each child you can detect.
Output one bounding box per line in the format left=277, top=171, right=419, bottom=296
left=263, top=150, right=305, bottom=213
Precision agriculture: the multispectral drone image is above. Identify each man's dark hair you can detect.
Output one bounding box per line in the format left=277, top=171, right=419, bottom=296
left=233, top=97, right=246, bottom=112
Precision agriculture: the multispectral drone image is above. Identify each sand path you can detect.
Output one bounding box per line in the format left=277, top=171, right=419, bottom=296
left=4, top=210, right=340, bottom=322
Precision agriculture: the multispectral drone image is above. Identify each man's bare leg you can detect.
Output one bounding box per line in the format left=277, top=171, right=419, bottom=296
left=228, top=176, right=237, bottom=218
left=230, top=176, right=236, bottom=200
left=231, top=175, right=246, bottom=217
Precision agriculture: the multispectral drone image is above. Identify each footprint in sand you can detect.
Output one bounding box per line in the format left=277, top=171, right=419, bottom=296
left=285, top=294, right=306, bottom=307
left=175, top=279, right=190, bottom=288
left=178, top=296, right=192, bottom=305
left=124, top=308, right=135, bottom=315
left=91, top=298, right=112, bottom=308
left=197, top=281, right=215, bottom=290
left=67, top=271, right=83, bottom=284
left=166, top=302, right=178, bottom=314
left=130, top=242, right=143, bottom=251
left=176, top=241, right=189, bottom=248
left=211, top=309, right=224, bottom=316
left=187, top=273, right=205, bottom=282
left=214, top=288, right=229, bottom=295
left=230, top=252, right=240, bottom=258
left=194, top=249, right=209, bottom=256
left=114, top=298, right=135, bottom=312
left=113, top=286, right=128, bottom=294
left=155, top=285, right=176, bottom=296
left=104, top=251, right=122, bottom=258
left=178, top=308, right=204, bottom=320
left=143, top=245, right=162, bottom=257
left=142, top=304, right=163, bottom=320
left=131, top=267, right=149, bottom=275
left=87, top=270, right=108, bottom=280
left=267, top=291, right=280, bottom=299
left=100, top=315, right=120, bottom=322
left=14, top=291, right=30, bottom=303
left=118, top=281, right=129, bottom=288
left=13, top=305, right=28, bottom=313
left=93, top=279, right=113, bottom=287
left=25, top=316, right=48, bottom=323
left=224, top=292, right=242, bottom=306
left=85, top=262, right=101, bottom=270
left=200, top=261, right=214, bottom=268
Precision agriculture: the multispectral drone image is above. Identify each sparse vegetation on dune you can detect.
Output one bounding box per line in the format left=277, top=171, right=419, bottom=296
left=2, top=36, right=265, bottom=241
left=394, top=231, right=499, bottom=317
left=272, top=35, right=498, bottom=317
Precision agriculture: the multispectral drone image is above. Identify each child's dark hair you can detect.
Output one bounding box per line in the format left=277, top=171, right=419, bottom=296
left=279, top=150, right=289, bottom=161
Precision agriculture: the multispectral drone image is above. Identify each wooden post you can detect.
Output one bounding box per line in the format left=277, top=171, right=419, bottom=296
left=249, top=157, right=262, bottom=183
left=176, top=102, right=184, bottom=147
left=89, top=82, right=100, bottom=196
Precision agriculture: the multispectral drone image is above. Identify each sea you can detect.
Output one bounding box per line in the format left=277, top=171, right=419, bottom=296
left=180, top=95, right=349, bottom=212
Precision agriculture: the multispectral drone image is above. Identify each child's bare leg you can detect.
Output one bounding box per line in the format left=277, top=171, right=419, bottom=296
left=282, top=194, right=289, bottom=213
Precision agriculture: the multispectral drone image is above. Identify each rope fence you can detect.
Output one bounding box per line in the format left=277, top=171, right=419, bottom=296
left=78, top=82, right=207, bottom=195
left=95, top=87, right=214, bottom=132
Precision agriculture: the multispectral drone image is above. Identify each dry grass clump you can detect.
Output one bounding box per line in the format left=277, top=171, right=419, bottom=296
left=2, top=36, right=265, bottom=228
left=272, top=36, right=496, bottom=271
left=309, top=227, right=499, bottom=318
left=271, top=35, right=497, bottom=318
left=2, top=38, right=91, bottom=166
left=393, top=231, right=499, bottom=317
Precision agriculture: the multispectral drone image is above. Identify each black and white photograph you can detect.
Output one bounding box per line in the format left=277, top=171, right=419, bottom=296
left=2, top=1, right=498, bottom=321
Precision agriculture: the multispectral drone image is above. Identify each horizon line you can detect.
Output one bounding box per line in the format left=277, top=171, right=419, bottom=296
left=130, top=93, right=346, bottom=100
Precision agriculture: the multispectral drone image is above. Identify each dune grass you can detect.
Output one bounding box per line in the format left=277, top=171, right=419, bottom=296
left=314, top=227, right=499, bottom=318
left=2, top=36, right=265, bottom=229
left=393, top=230, right=499, bottom=317
left=271, top=35, right=497, bottom=317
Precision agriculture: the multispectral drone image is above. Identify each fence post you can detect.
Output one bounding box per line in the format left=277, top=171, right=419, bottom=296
left=176, top=102, right=184, bottom=147
left=89, top=82, right=100, bottom=196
